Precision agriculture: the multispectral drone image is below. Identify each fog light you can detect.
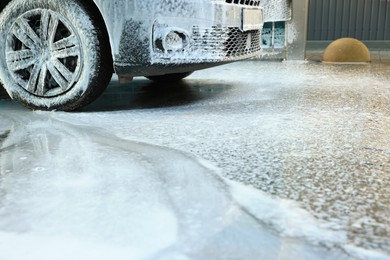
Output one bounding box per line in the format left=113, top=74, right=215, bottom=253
left=165, top=31, right=185, bottom=52
left=154, top=28, right=189, bottom=53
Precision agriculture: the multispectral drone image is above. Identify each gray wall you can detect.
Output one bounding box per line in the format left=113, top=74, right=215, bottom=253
left=308, top=0, right=390, bottom=41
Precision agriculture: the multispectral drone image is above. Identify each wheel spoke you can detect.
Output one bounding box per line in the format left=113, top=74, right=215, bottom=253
left=51, top=58, right=74, bottom=83
left=52, top=45, right=80, bottom=59
left=40, top=10, right=50, bottom=41
left=47, top=61, right=68, bottom=90
left=51, top=35, right=78, bottom=51
left=11, top=25, right=35, bottom=50
left=6, top=48, right=36, bottom=71
left=48, top=14, right=59, bottom=44
left=7, top=49, right=34, bottom=60
left=14, top=75, right=28, bottom=89
left=26, top=63, right=41, bottom=93
left=6, top=49, right=34, bottom=63
left=7, top=57, right=36, bottom=71
left=16, top=18, right=41, bottom=45
left=36, top=64, right=48, bottom=96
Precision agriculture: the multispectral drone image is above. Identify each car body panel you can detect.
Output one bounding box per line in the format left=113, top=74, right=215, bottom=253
left=91, top=0, right=291, bottom=76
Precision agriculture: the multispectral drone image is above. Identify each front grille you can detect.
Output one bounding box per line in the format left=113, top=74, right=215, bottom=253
left=225, top=0, right=261, bottom=7
left=192, top=26, right=261, bottom=58
left=225, top=28, right=261, bottom=56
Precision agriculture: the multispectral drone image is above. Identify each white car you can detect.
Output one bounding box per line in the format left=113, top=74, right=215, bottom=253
left=0, top=0, right=290, bottom=111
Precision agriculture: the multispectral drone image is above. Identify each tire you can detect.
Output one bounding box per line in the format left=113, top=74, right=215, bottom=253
left=146, top=72, right=193, bottom=83
left=0, top=0, right=112, bottom=111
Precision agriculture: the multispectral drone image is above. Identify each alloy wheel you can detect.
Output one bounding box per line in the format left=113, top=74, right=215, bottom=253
left=5, top=9, right=83, bottom=97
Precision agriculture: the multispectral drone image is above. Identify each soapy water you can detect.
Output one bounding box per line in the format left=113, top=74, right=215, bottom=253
left=0, top=109, right=382, bottom=260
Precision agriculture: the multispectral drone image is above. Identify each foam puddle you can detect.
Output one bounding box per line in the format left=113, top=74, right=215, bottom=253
left=231, top=181, right=390, bottom=260
left=0, top=111, right=388, bottom=260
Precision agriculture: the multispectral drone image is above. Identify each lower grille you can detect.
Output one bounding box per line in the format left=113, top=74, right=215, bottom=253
left=192, top=26, right=261, bottom=58
left=225, top=0, right=261, bottom=7
left=226, top=28, right=261, bottom=57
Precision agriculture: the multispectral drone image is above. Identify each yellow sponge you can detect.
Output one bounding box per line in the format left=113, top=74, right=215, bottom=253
left=323, top=38, right=371, bottom=63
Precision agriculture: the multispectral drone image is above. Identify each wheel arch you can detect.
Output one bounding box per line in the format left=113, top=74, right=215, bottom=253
left=82, top=0, right=114, bottom=72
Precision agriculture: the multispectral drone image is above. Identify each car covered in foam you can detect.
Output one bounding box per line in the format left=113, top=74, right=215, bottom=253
left=0, top=0, right=290, bottom=111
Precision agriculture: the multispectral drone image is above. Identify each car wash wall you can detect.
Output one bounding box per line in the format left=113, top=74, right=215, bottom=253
left=307, top=0, right=390, bottom=44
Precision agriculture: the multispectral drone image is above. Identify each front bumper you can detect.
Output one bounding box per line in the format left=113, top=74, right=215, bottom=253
left=150, top=2, right=264, bottom=65
left=112, top=1, right=265, bottom=76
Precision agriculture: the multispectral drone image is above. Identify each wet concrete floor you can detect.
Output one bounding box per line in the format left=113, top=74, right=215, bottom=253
left=0, top=59, right=389, bottom=259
